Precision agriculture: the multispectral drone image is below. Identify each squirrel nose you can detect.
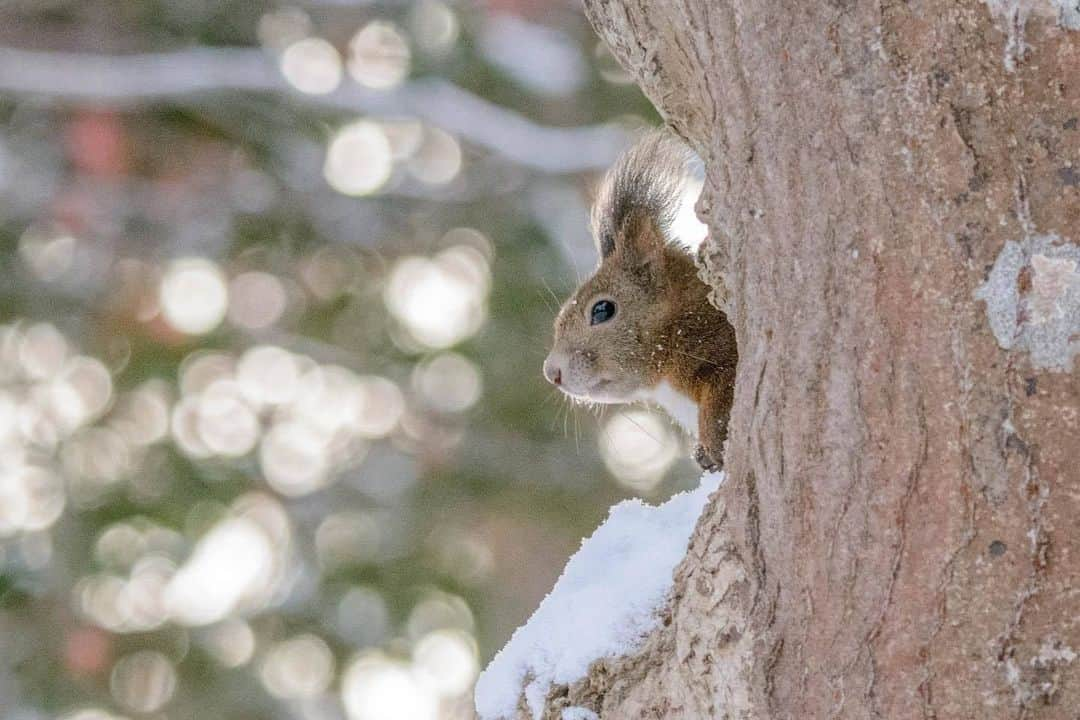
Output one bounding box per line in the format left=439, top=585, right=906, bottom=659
left=543, top=356, right=563, bottom=386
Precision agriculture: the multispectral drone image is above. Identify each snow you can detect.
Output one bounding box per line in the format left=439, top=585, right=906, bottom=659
left=474, top=472, right=723, bottom=720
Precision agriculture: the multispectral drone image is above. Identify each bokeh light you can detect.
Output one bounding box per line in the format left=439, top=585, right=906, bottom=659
left=316, top=512, right=382, bottom=570
left=406, top=589, right=475, bottom=640
left=54, top=355, right=114, bottom=429
left=171, top=395, right=212, bottom=459
left=160, top=258, right=229, bottom=335
left=599, top=410, right=679, bottom=492
left=413, top=352, right=482, bottom=414
left=259, top=420, right=334, bottom=496
left=109, top=650, right=177, bottom=714
left=324, top=121, right=394, bottom=196
left=236, top=345, right=301, bottom=406
left=342, top=653, right=438, bottom=720
left=0, top=465, right=65, bottom=535
left=228, top=271, right=288, bottom=330
left=59, top=709, right=123, bottom=720
left=410, top=1, right=460, bottom=57
left=407, top=127, right=462, bottom=185
left=164, top=501, right=286, bottom=626
left=347, top=21, right=411, bottom=90
left=62, top=427, right=134, bottom=496
left=413, top=628, right=479, bottom=696
left=179, top=351, right=235, bottom=396
left=19, top=226, right=76, bottom=281
left=354, top=375, right=405, bottom=438
left=384, top=247, right=489, bottom=349
left=260, top=633, right=335, bottom=699
left=300, top=245, right=362, bottom=301
left=201, top=618, right=256, bottom=668
left=381, top=119, right=425, bottom=161
left=19, top=322, right=68, bottom=380
left=281, top=37, right=343, bottom=95
left=196, top=379, right=260, bottom=457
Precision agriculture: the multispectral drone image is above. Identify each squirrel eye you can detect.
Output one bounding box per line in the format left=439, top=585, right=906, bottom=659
left=590, top=299, right=616, bottom=325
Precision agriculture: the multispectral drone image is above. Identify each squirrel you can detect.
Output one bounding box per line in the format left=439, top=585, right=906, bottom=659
left=542, top=130, right=737, bottom=471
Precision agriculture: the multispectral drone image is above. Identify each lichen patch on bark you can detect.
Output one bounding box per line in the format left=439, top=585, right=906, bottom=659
left=1004, top=637, right=1079, bottom=705
left=975, top=234, right=1080, bottom=370
left=980, top=0, right=1080, bottom=71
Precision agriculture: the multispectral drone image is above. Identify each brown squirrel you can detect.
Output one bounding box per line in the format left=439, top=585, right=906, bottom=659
left=542, top=131, right=737, bottom=471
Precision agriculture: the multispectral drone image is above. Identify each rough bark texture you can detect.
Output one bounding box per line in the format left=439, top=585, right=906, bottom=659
left=532, top=2, right=1080, bottom=718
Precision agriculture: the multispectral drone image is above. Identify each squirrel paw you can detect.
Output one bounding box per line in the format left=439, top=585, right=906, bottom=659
left=693, top=444, right=722, bottom=472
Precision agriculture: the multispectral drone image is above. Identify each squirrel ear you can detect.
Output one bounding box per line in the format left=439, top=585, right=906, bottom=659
left=596, top=209, right=665, bottom=263
left=618, top=210, right=667, bottom=267
left=591, top=130, right=692, bottom=263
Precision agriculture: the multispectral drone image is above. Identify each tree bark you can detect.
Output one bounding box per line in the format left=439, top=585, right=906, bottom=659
left=533, top=2, right=1080, bottom=717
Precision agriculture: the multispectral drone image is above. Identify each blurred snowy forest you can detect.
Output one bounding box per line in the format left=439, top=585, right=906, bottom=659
left=0, top=1, right=697, bottom=718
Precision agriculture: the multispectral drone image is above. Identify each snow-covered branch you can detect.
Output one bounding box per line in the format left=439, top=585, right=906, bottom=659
left=0, top=46, right=626, bottom=174
left=475, top=473, right=726, bottom=719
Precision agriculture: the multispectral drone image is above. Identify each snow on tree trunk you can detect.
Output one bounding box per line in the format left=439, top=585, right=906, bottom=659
left=523, top=1, right=1080, bottom=717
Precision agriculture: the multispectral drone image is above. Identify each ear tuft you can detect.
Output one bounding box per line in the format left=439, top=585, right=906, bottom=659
left=598, top=232, right=616, bottom=259
left=591, top=129, right=696, bottom=260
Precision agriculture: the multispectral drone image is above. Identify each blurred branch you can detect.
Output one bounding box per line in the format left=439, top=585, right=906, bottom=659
left=0, top=46, right=627, bottom=174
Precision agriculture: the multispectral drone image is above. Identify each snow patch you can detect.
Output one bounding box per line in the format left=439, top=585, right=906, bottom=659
left=975, top=234, right=1080, bottom=370
left=474, top=472, right=723, bottom=720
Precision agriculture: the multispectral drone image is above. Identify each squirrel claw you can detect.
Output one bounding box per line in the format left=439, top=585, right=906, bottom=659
left=693, top=444, right=722, bottom=472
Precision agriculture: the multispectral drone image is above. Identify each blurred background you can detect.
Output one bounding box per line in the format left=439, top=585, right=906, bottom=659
left=0, top=2, right=702, bottom=718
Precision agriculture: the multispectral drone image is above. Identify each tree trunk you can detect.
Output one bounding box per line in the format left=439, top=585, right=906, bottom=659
left=536, top=2, right=1080, bottom=717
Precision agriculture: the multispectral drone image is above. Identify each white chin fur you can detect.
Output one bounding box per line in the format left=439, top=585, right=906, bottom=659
left=560, top=380, right=699, bottom=438
left=638, top=380, right=699, bottom=437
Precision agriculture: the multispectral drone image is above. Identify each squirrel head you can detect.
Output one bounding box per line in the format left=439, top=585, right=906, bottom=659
left=543, top=130, right=695, bottom=403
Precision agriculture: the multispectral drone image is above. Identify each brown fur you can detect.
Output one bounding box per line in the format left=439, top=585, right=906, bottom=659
left=546, top=131, right=737, bottom=469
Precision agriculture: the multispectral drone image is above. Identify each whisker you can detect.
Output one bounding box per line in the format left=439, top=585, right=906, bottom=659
left=549, top=397, right=565, bottom=431
left=540, top=277, right=562, bottom=309
left=535, top=288, right=556, bottom=314
left=574, top=410, right=581, bottom=454
left=510, top=326, right=557, bottom=348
